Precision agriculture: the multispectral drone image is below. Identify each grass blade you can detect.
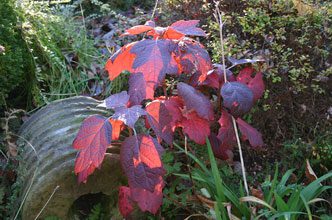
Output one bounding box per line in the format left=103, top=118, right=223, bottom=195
left=240, top=196, right=276, bottom=212
left=206, top=138, right=228, bottom=219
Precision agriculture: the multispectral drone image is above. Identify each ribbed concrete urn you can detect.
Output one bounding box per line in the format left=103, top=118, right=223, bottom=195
left=18, top=96, right=126, bottom=219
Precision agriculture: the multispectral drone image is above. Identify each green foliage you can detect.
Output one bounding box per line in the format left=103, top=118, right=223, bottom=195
left=0, top=157, right=24, bottom=219
left=81, top=0, right=154, bottom=14
left=19, top=2, right=109, bottom=107
left=206, top=1, right=332, bottom=170
left=173, top=143, right=251, bottom=219
left=173, top=142, right=332, bottom=219
left=87, top=203, right=104, bottom=220
left=164, top=0, right=332, bottom=146
left=209, top=1, right=331, bottom=94
left=243, top=167, right=332, bottom=220
left=0, top=0, right=35, bottom=108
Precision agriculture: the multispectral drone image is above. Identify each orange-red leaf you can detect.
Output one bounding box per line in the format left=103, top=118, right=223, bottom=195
left=122, top=21, right=155, bottom=36
left=180, top=111, right=210, bottom=145
left=109, top=119, right=124, bottom=140
left=120, top=135, right=165, bottom=192
left=105, top=42, right=136, bottom=80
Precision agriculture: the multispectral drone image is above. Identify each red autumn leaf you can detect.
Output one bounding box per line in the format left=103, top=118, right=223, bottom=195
left=105, top=42, right=136, bottom=80
left=105, top=91, right=129, bottom=109
left=209, top=134, right=233, bottom=160
left=146, top=101, right=173, bottom=145
left=163, top=96, right=184, bottom=130
left=203, top=72, right=220, bottom=89
left=163, top=20, right=206, bottom=39
left=122, top=20, right=155, bottom=36
left=130, top=176, right=164, bottom=214
left=176, top=39, right=212, bottom=82
left=120, top=135, right=165, bottom=192
left=248, top=71, right=264, bottom=101
left=129, top=39, right=179, bottom=99
left=109, top=119, right=124, bottom=140
left=73, top=115, right=112, bottom=174
left=236, top=66, right=254, bottom=84
left=111, top=105, right=146, bottom=128
left=118, top=186, right=135, bottom=218
left=128, top=73, right=146, bottom=106
left=237, top=67, right=265, bottom=101
left=180, top=111, right=210, bottom=145
left=221, top=82, right=254, bottom=118
left=236, top=118, right=264, bottom=148
left=217, top=110, right=236, bottom=150
left=78, top=164, right=96, bottom=184
left=177, top=82, right=214, bottom=120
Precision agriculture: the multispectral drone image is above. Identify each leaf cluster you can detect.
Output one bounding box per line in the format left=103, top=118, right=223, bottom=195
left=72, top=19, right=266, bottom=217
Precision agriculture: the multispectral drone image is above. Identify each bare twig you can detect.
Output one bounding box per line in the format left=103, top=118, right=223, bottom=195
left=231, top=117, right=249, bottom=196
left=34, top=185, right=60, bottom=220
left=213, top=3, right=227, bottom=83
left=151, top=0, right=159, bottom=20
left=214, top=1, right=250, bottom=196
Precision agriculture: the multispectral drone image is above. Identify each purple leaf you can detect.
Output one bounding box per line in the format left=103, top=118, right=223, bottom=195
left=177, top=82, right=214, bottom=120
left=169, top=20, right=206, bottom=37
left=128, top=73, right=146, bottom=106
left=209, top=133, right=233, bottom=160
left=129, top=39, right=178, bottom=99
left=105, top=91, right=129, bottom=109
left=130, top=177, right=164, bottom=214
left=73, top=115, right=112, bottom=178
left=221, top=82, right=254, bottom=118
left=112, top=105, right=146, bottom=128
left=228, top=57, right=264, bottom=68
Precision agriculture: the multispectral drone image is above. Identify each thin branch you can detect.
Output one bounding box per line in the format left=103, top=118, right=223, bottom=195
left=151, top=0, right=159, bottom=20
left=231, top=117, right=249, bottom=196
left=214, top=2, right=228, bottom=83
left=214, top=1, right=250, bottom=196
left=34, top=185, right=60, bottom=220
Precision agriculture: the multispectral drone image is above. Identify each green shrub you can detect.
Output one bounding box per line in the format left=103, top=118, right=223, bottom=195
left=0, top=0, right=35, bottom=109
left=163, top=0, right=332, bottom=148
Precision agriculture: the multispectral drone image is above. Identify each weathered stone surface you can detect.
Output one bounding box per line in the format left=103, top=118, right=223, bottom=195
left=18, top=96, right=126, bottom=219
